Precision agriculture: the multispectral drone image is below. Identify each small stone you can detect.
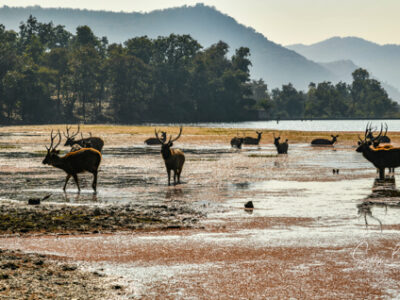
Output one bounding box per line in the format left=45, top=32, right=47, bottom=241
left=244, top=201, right=254, bottom=209
left=112, top=285, right=123, bottom=290
left=28, top=198, right=40, bottom=205
left=34, top=260, right=44, bottom=266
left=1, top=262, right=19, bottom=270
left=62, top=265, right=77, bottom=271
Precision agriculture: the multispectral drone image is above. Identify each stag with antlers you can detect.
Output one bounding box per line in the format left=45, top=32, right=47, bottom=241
left=366, top=122, right=391, bottom=148
left=273, top=133, right=289, bottom=154
left=155, top=126, right=185, bottom=186
left=356, top=125, right=400, bottom=180
left=64, top=125, right=104, bottom=152
left=42, top=130, right=102, bottom=192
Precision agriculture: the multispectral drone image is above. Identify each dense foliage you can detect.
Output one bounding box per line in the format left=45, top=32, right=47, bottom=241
left=0, top=16, right=398, bottom=124
left=0, top=16, right=255, bottom=124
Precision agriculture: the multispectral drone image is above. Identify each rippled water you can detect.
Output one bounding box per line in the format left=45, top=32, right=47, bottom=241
left=172, top=119, right=400, bottom=132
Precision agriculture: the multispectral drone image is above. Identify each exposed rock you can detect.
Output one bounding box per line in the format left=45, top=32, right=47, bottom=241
left=244, top=201, right=254, bottom=209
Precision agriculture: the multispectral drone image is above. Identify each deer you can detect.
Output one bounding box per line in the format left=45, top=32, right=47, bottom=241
left=243, top=131, right=263, bottom=145
left=42, top=130, right=102, bottom=192
left=366, top=122, right=391, bottom=148
left=145, top=131, right=167, bottom=145
left=366, top=123, right=395, bottom=174
left=64, top=124, right=104, bottom=152
left=273, top=133, right=288, bottom=154
left=155, top=126, right=185, bottom=186
left=356, top=125, right=400, bottom=180
left=311, top=135, right=338, bottom=146
left=230, top=137, right=244, bottom=149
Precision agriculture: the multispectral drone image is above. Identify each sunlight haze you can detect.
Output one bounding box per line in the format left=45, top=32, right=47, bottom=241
left=0, top=0, right=399, bottom=45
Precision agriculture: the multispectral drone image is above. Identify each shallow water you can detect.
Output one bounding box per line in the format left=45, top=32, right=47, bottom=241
left=177, top=119, right=400, bottom=132
left=2, top=127, right=400, bottom=298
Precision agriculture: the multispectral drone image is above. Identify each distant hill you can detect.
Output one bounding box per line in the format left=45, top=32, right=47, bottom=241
left=0, top=4, right=335, bottom=90
left=319, top=59, right=400, bottom=101
left=319, top=60, right=358, bottom=82
left=287, top=37, right=400, bottom=100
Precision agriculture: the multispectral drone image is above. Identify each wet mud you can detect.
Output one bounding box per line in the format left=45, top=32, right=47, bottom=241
left=1, top=125, right=400, bottom=298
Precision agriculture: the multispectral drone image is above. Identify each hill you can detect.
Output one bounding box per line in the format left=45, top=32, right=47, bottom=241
left=287, top=37, right=400, bottom=99
left=0, top=4, right=335, bottom=90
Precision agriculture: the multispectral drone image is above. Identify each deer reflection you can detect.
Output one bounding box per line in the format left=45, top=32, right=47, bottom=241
left=63, top=192, right=98, bottom=203
left=165, top=187, right=184, bottom=200
left=357, top=177, right=400, bottom=231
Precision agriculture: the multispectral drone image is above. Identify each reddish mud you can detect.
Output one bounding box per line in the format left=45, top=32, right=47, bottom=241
left=1, top=125, right=400, bottom=299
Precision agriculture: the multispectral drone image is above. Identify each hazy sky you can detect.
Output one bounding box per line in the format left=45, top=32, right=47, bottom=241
left=0, top=0, right=399, bottom=45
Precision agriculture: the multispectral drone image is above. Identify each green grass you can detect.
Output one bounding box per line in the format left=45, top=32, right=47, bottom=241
left=248, top=154, right=278, bottom=158
left=0, top=144, right=18, bottom=149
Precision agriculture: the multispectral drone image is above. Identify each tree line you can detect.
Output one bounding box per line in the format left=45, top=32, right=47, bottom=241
left=253, top=68, right=399, bottom=119
left=0, top=16, right=398, bottom=125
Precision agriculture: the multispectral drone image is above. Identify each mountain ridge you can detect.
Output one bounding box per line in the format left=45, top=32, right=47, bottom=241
left=1, top=4, right=399, bottom=100
left=287, top=36, right=400, bottom=99
left=0, top=4, right=335, bottom=90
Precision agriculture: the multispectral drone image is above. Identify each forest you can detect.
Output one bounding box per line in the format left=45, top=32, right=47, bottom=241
left=0, top=16, right=398, bottom=124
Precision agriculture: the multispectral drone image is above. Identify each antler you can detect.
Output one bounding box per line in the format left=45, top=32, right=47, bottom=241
left=64, top=124, right=80, bottom=139
left=384, top=123, right=388, bottom=137
left=169, top=126, right=183, bottom=143
left=47, top=130, right=61, bottom=151
left=155, top=129, right=165, bottom=144
left=375, top=123, right=383, bottom=141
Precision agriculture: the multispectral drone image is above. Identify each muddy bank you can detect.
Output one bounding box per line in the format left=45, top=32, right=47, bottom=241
left=0, top=249, right=119, bottom=299
left=0, top=200, right=203, bottom=235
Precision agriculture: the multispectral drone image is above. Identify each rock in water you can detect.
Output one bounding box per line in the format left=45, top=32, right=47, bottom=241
left=28, top=199, right=40, bottom=205
left=244, top=201, right=254, bottom=209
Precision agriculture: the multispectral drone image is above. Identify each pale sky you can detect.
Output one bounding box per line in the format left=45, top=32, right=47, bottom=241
left=0, top=0, right=399, bottom=45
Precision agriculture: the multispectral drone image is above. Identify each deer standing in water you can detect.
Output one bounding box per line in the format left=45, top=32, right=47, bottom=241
left=42, top=130, right=102, bottom=192
left=64, top=125, right=104, bottom=152
left=243, top=131, right=263, bottom=145
left=155, top=127, right=185, bottom=186
left=366, top=123, right=395, bottom=173
left=273, top=133, right=288, bottom=154
left=356, top=125, right=400, bottom=180
left=145, top=131, right=167, bottom=145
left=366, top=123, right=391, bottom=148
left=311, top=135, right=338, bottom=146
left=230, top=137, right=244, bottom=149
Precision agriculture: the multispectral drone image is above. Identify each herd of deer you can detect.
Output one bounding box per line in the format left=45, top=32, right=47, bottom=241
left=41, top=122, right=398, bottom=192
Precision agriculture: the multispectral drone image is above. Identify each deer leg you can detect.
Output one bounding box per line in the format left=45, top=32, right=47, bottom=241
left=173, top=170, right=177, bottom=185
left=379, top=168, right=385, bottom=180
left=177, top=169, right=181, bottom=184
left=167, top=169, right=171, bottom=186
left=63, top=174, right=71, bottom=191
left=72, top=174, right=81, bottom=192
left=92, top=171, right=98, bottom=192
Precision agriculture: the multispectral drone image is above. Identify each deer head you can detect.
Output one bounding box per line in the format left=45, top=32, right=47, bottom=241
left=63, top=124, right=80, bottom=146
left=155, top=127, right=182, bottom=159
left=273, top=133, right=280, bottom=144
left=366, top=123, right=386, bottom=147
left=356, top=124, right=378, bottom=152
left=331, top=135, right=339, bottom=143
left=42, top=130, right=62, bottom=165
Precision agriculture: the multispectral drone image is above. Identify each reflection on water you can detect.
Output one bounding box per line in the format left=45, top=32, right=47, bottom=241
left=165, top=187, right=184, bottom=199
left=358, top=178, right=400, bottom=231
left=62, top=192, right=98, bottom=203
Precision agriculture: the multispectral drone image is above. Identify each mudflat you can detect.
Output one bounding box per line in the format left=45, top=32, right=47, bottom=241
left=1, top=125, right=400, bottom=299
